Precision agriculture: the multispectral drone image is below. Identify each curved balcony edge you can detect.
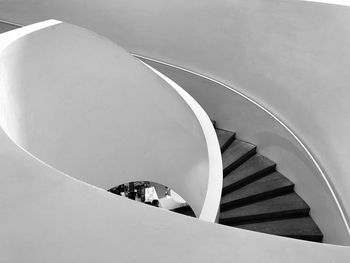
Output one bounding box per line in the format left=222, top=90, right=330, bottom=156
left=0, top=20, right=217, bottom=221
left=140, top=61, right=223, bottom=222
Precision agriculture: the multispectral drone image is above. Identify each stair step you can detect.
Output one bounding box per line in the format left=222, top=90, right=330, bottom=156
left=235, top=217, right=323, bottom=242
left=213, top=126, right=322, bottom=242
left=211, top=120, right=216, bottom=128
left=222, top=139, right=256, bottom=175
left=171, top=205, right=196, bottom=217
left=220, top=193, right=310, bottom=225
left=221, top=172, right=294, bottom=211
left=223, top=154, right=276, bottom=195
left=215, top=128, right=235, bottom=152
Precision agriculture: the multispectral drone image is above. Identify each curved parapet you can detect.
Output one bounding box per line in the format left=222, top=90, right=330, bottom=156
left=141, top=62, right=222, bottom=221
left=0, top=21, right=221, bottom=221
left=1, top=125, right=350, bottom=262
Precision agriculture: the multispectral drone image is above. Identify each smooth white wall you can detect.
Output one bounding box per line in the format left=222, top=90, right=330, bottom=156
left=0, top=22, right=211, bottom=218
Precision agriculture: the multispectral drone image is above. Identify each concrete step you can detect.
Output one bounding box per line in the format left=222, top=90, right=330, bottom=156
left=235, top=217, right=323, bottom=242
left=223, top=154, right=276, bottom=195
left=220, top=193, right=310, bottom=225
left=222, top=139, right=256, bottom=176
left=221, top=172, right=294, bottom=211
left=215, top=128, right=235, bottom=152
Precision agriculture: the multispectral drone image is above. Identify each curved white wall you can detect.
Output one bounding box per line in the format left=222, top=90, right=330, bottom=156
left=1, top=0, right=350, bottom=244
left=0, top=21, right=213, bottom=219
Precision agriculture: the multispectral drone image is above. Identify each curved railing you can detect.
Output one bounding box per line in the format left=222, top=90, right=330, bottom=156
left=141, top=62, right=222, bottom=222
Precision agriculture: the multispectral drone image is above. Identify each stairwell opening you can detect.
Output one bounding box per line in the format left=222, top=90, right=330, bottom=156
left=108, top=181, right=196, bottom=217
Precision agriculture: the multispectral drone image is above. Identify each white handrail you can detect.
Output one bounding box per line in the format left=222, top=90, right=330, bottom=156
left=140, top=61, right=223, bottom=222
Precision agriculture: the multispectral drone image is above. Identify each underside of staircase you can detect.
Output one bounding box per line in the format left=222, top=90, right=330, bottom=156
left=173, top=123, right=323, bottom=243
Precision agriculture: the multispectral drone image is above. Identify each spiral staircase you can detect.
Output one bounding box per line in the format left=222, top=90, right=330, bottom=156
left=170, top=125, right=323, bottom=242
left=1, top=2, right=350, bottom=261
